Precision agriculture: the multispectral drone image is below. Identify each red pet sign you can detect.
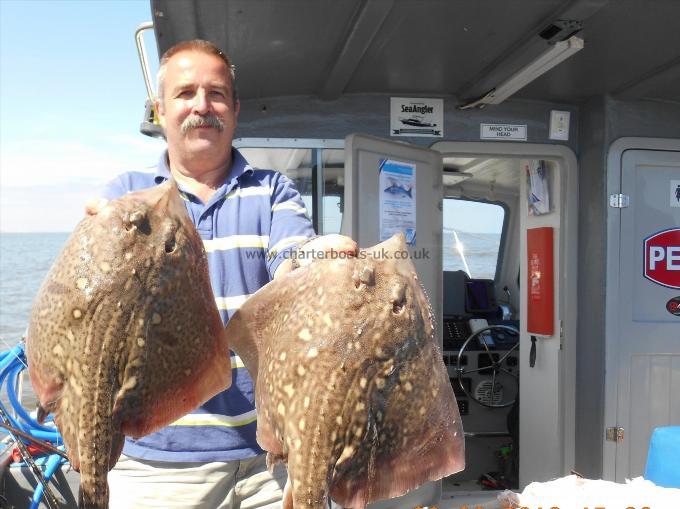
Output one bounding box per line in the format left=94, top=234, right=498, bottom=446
left=644, top=227, right=680, bottom=289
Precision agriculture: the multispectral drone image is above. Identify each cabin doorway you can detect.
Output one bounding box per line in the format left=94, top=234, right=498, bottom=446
left=604, top=139, right=680, bottom=482
left=431, top=141, right=579, bottom=497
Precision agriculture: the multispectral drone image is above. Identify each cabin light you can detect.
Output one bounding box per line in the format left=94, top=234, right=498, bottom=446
left=459, top=36, right=584, bottom=109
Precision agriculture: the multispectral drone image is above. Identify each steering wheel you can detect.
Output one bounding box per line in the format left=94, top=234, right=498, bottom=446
left=455, top=325, right=519, bottom=408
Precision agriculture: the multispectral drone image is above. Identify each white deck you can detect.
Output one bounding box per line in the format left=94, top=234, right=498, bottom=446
left=441, top=479, right=507, bottom=509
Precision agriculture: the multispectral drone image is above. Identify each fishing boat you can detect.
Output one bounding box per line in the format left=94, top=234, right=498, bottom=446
left=2, top=0, right=679, bottom=507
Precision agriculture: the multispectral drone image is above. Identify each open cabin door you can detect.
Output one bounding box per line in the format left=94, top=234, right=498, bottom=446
left=341, top=133, right=444, bottom=507
left=341, top=133, right=444, bottom=336
left=605, top=144, right=680, bottom=481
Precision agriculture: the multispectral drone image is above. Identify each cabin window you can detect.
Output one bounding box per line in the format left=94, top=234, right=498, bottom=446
left=320, top=149, right=345, bottom=234
left=236, top=147, right=314, bottom=215
left=443, top=198, right=505, bottom=280
left=235, top=142, right=344, bottom=235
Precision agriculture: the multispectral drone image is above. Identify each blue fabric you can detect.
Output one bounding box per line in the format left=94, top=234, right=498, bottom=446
left=644, top=426, right=680, bottom=488
left=102, top=148, right=315, bottom=462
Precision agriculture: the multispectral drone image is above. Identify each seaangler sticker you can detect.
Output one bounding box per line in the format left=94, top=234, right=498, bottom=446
left=390, top=97, right=443, bottom=137
left=667, top=296, right=680, bottom=316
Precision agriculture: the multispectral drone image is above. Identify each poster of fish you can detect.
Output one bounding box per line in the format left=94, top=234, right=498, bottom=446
left=379, top=158, right=416, bottom=245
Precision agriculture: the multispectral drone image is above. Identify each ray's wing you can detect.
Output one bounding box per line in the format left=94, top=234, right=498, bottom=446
left=115, top=234, right=232, bottom=439
left=329, top=335, right=465, bottom=508
left=224, top=269, right=300, bottom=454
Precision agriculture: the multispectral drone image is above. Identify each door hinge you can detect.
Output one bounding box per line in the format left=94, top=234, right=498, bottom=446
left=606, top=427, right=624, bottom=443
left=609, top=194, right=630, bottom=208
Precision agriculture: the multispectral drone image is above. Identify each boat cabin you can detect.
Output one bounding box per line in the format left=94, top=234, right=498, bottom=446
left=141, top=0, right=680, bottom=505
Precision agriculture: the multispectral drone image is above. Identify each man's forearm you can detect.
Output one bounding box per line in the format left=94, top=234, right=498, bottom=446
left=272, top=234, right=357, bottom=279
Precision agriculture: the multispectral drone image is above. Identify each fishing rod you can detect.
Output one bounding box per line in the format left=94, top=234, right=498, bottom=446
left=0, top=419, right=68, bottom=459
left=0, top=405, right=61, bottom=509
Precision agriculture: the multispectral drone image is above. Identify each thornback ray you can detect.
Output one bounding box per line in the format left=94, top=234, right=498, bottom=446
left=26, top=180, right=232, bottom=509
left=226, top=233, right=465, bottom=509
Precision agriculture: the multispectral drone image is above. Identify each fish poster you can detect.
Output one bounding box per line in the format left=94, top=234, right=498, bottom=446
left=379, top=158, right=416, bottom=245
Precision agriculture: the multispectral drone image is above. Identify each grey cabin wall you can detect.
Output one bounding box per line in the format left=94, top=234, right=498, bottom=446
left=575, top=96, right=607, bottom=478
left=606, top=98, right=680, bottom=140
left=235, top=94, right=579, bottom=152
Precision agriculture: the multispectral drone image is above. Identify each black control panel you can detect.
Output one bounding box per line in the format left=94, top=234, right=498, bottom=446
left=444, top=318, right=519, bottom=351
left=443, top=319, right=471, bottom=350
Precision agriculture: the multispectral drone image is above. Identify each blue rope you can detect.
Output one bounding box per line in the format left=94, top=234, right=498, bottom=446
left=7, top=363, right=57, bottom=434
left=1, top=343, right=66, bottom=508
left=30, top=452, right=67, bottom=509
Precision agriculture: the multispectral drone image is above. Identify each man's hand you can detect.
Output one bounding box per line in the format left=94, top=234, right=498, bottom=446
left=84, top=198, right=109, bottom=216
left=274, top=234, right=358, bottom=279
left=300, top=234, right=357, bottom=266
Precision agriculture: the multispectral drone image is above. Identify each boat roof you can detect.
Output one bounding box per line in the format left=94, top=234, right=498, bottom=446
left=149, top=0, right=680, bottom=105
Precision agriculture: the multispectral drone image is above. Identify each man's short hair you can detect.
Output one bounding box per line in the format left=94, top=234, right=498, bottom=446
left=156, top=39, right=238, bottom=104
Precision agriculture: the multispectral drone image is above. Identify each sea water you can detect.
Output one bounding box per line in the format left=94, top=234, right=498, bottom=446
left=0, top=233, right=70, bottom=345
left=0, top=233, right=70, bottom=408
left=0, top=230, right=499, bottom=407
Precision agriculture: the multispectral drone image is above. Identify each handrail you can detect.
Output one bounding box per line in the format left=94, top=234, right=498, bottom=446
left=135, top=22, right=156, bottom=103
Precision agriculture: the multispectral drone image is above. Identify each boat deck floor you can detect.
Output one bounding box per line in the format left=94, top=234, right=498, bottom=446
left=441, top=479, right=507, bottom=508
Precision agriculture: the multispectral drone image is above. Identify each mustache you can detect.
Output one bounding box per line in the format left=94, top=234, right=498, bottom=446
left=181, top=114, right=225, bottom=133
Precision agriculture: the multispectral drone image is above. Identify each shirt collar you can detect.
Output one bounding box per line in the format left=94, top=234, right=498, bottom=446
left=228, top=148, right=255, bottom=183
left=153, top=151, right=173, bottom=184
left=153, top=148, right=255, bottom=187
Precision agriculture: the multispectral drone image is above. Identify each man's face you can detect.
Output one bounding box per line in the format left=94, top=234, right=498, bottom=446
left=156, top=50, right=239, bottom=165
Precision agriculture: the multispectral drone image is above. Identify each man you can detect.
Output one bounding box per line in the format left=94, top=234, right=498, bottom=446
left=94, top=39, right=356, bottom=508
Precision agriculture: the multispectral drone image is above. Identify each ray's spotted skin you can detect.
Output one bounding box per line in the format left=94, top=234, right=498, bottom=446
left=26, top=181, right=231, bottom=509
left=227, top=233, right=465, bottom=509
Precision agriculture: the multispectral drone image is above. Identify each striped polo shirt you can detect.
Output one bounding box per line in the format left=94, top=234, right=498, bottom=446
left=102, top=148, right=315, bottom=462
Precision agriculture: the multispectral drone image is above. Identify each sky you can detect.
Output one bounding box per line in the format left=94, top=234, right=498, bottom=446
left=0, top=0, right=503, bottom=234
left=0, top=0, right=164, bottom=232
left=443, top=199, right=505, bottom=234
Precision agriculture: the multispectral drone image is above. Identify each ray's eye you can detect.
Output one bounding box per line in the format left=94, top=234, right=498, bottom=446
left=391, top=283, right=407, bottom=314
left=126, top=210, right=150, bottom=234
left=165, top=237, right=176, bottom=253
left=161, top=221, right=179, bottom=253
